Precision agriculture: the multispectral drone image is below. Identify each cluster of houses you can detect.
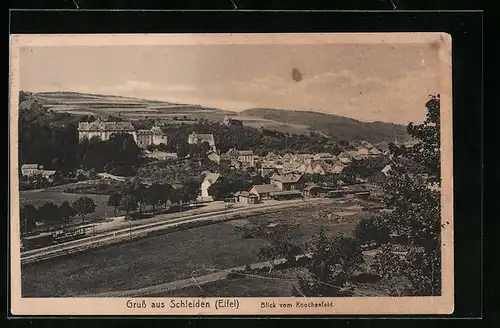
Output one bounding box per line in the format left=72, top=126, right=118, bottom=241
left=202, top=144, right=384, bottom=178
left=75, top=118, right=385, bottom=175
left=198, top=171, right=305, bottom=204
left=21, top=116, right=390, bottom=197
left=198, top=169, right=374, bottom=206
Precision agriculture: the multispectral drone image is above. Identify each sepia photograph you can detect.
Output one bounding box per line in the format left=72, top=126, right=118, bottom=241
left=9, top=33, right=453, bottom=315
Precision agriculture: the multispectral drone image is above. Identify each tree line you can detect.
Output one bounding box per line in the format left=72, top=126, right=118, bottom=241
left=154, top=119, right=347, bottom=157
left=21, top=177, right=201, bottom=235
left=20, top=196, right=97, bottom=235
left=106, top=178, right=200, bottom=217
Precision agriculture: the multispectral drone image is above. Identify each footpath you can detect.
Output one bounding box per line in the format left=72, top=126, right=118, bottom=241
left=88, top=254, right=313, bottom=297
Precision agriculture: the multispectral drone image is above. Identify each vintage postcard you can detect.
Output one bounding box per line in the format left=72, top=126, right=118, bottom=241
left=9, top=33, right=453, bottom=316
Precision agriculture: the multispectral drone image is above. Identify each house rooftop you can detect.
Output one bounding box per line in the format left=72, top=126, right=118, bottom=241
left=204, top=172, right=220, bottom=183
left=303, top=183, right=321, bottom=191
left=21, top=164, right=39, bottom=169
left=41, top=170, right=57, bottom=175
left=271, top=173, right=302, bottom=183
left=251, top=184, right=280, bottom=194
left=237, top=190, right=258, bottom=197
left=78, top=121, right=135, bottom=131
left=238, top=150, right=254, bottom=156
left=269, top=190, right=303, bottom=196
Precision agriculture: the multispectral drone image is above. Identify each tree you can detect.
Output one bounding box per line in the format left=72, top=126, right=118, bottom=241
left=20, top=204, right=38, bottom=235
left=38, top=202, right=62, bottom=231
left=107, top=193, right=122, bottom=217
left=72, top=196, right=96, bottom=223
left=353, top=216, right=391, bottom=248
left=292, top=230, right=363, bottom=297
left=169, top=189, right=181, bottom=207
left=120, top=195, right=138, bottom=215
left=145, top=183, right=166, bottom=214
left=121, top=178, right=147, bottom=213
left=162, top=184, right=174, bottom=208
left=134, top=181, right=147, bottom=213
left=208, top=171, right=254, bottom=200
left=366, top=94, right=442, bottom=296
left=208, top=179, right=233, bottom=201
left=179, top=178, right=200, bottom=204
left=59, top=201, right=76, bottom=227
left=257, top=230, right=302, bottom=272
left=343, top=157, right=390, bottom=182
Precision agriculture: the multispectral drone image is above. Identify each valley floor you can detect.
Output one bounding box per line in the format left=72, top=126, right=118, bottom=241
left=21, top=197, right=381, bottom=297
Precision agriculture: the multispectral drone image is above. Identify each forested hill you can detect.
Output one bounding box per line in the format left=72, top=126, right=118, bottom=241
left=240, top=108, right=412, bottom=144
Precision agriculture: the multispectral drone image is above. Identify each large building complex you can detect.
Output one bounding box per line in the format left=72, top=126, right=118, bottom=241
left=136, top=126, right=168, bottom=148
left=78, top=119, right=167, bottom=148
left=78, top=120, right=136, bottom=142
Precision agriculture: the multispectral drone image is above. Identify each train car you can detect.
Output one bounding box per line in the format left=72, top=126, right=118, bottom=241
left=53, top=224, right=95, bottom=243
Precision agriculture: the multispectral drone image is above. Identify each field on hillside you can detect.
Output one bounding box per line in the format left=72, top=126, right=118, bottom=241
left=241, top=108, right=411, bottom=143
left=234, top=115, right=316, bottom=136
left=37, top=91, right=234, bottom=121
left=21, top=198, right=376, bottom=297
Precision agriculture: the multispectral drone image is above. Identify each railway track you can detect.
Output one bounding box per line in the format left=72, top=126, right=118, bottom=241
left=21, top=198, right=333, bottom=265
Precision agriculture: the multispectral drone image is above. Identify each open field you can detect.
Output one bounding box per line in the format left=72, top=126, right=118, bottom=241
left=22, top=222, right=267, bottom=297
left=234, top=115, right=315, bottom=136
left=21, top=198, right=376, bottom=297
left=20, top=190, right=113, bottom=222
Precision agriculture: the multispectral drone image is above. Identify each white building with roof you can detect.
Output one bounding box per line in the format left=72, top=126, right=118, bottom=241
left=21, top=164, right=42, bottom=177
left=200, top=172, right=220, bottom=199
left=78, top=119, right=137, bottom=142
left=249, top=184, right=281, bottom=200
left=136, top=126, right=168, bottom=148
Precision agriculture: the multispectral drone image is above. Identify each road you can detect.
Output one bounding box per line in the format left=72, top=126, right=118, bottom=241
left=21, top=198, right=335, bottom=265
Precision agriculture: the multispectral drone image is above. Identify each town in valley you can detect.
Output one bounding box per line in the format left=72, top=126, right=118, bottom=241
left=17, top=41, right=443, bottom=299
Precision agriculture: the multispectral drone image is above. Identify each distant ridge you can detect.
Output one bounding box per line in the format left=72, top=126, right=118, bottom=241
left=240, top=108, right=412, bottom=144
left=22, top=91, right=411, bottom=144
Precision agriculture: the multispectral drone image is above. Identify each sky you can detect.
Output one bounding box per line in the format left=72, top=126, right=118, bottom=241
left=19, top=42, right=442, bottom=124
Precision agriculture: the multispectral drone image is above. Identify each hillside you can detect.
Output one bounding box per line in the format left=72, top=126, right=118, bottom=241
left=240, top=108, right=411, bottom=144
left=32, top=91, right=231, bottom=119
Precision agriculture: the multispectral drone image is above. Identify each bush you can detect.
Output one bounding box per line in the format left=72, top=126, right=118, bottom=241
left=354, top=216, right=391, bottom=248
left=351, top=272, right=382, bottom=284
left=241, top=231, right=254, bottom=239
left=226, top=271, right=245, bottom=280
left=296, top=256, right=311, bottom=266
